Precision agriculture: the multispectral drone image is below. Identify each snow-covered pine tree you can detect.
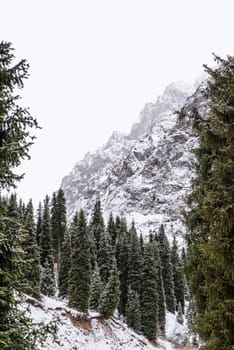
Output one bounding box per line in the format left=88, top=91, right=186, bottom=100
left=141, top=240, right=159, bottom=341
left=126, top=287, right=141, bottom=332
left=21, top=199, right=41, bottom=299
left=0, top=40, right=40, bottom=349
left=58, top=230, right=71, bottom=298
left=98, top=259, right=120, bottom=318
left=97, top=231, right=113, bottom=284
left=51, top=189, right=67, bottom=266
left=68, top=209, right=91, bottom=312
left=157, top=224, right=175, bottom=313
left=40, top=195, right=55, bottom=296
left=90, top=264, right=103, bottom=310
left=171, top=236, right=185, bottom=313
left=89, top=199, right=105, bottom=254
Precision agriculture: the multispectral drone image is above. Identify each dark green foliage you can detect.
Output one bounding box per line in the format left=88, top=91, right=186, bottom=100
left=90, top=199, right=105, bottom=253
left=185, top=55, right=234, bottom=350
left=68, top=209, right=91, bottom=312
left=127, top=225, right=142, bottom=295
left=0, top=41, right=40, bottom=349
left=50, top=189, right=67, bottom=265
left=97, top=231, right=113, bottom=284
left=0, top=41, right=39, bottom=190
left=115, top=231, right=130, bottom=316
left=40, top=195, right=55, bottom=296
left=90, top=265, right=103, bottom=310
left=107, top=212, right=116, bottom=247
left=171, top=236, right=185, bottom=313
left=126, top=288, right=141, bottom=332
left=157, top=224, right=175, bottom=313
left=58, top=230, right=71, bottom=298
left=36, top=202, right=43, bottom=246
left=98, top=259, right=120, bottom=318
left=141, top=241, right=159, bottom=341
left=21, top=199, right=41, bottom=299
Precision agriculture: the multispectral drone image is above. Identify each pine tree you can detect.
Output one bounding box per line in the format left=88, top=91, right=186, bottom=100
left=184, top=55, right=234, bottom=350
left=171, top=236, right=185, bottom=313
left=68, top=209, right=91, bottom=312
left=90, top=265, right=103, bottom=310
left=97, top=231, right=113, bottom=284
left=36, top=201, right=43, bottom=246
left=90, top=199, right=105, bottom=254
left=127, top=225, right=142, bottom=295
left=107, top=212, right=116, bottom=247
left=98, top=259, right=120, bottom=318
left=141, top=241, right=159, bottom=341
left=21, top=199, right=41, bottom=299
left=51, top=189, right=67, bottom=266
left=115, top=230, right=130, bottom=316
left=0, top=41, right=40, bottom=349
left=126, top=288, right=141, bottom=332
left=58, top=230, right=71, bottom=298
left=40, top=195, right=55, bottom=296
left=157, top=224, right=175, bottom=313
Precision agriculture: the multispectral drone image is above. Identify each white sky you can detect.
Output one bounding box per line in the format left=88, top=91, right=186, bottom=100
left=1, top=0, right=233, bottom=206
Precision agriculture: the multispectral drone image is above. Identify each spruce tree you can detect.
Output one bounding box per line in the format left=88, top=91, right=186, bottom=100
left=98, top=259, right=120, bottom=318
left=21, top=199, right=41, bottom=299
left=36, top=201, right=43, bottom=246
left=107, top=212, right=116, bottom=247
left=58, top=230, right=71, bottom=298
left=90, top=199, right=105, bottom=254
left=157, top=224, right=175, bottom=313
left=171, top=236, right=185, bottom=313
left=184, top=55, right=234, bottom=350
left=90, top=265, right=103, bottom=310
left=141, top=241, right=159, bottom=341
left=40, top=195, right=55, bottom=296
left=97, top=231, right=113, bottom=284
left=68, top=209, right=91, bottom=312
left=0, top=41, right=40, bottom=349
left=126, top=288, right=141, bottom=332
left=50, top=189, right=67, bottom=266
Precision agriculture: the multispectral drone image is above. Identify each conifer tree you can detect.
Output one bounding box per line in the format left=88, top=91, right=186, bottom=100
left=141, top=241, right=159, bottom=341
left=98, top=259, right=120, bottom=318
left=36, top=201, right=43, bottom=246
left=40, top=195, right=55, bottom=296
left=51, top=189, right=67, bottom=265
left=0, top=41, right=40, bottom=349
left=97, top=231, right=113, bottom=284
left=90, top=265, right=103, bottom=310
left=184, top=55, right=234, bottom=350
left=126, top=288, right=141, bottom=332
left=127, top=225, right=142, bottom=295
left=58, top=230, right=71, bottom=298
left=107, top=212, right=116, bottom=247
left=68, top=209, right=91, bottom=312
left=157, top=224, right=175, bottom=313
left=21, top=199, right=41, bottom=299
left=90, top=199, right=105, bottom=254
left=115, top=231, right=130, bottom=316
left=171, top=236, right=185, bottom=313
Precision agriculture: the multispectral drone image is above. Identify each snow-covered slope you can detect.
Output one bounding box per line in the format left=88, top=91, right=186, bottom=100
left=61, top=81, right=207, bottom=242
left=24, top=295, right=192, bottom=350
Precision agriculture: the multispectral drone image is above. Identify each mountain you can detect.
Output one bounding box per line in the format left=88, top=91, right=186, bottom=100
left=61, top=81, right=206, bottom=243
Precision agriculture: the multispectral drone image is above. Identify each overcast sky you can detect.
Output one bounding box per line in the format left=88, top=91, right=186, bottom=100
left=1, top=0, right=233, bottom=206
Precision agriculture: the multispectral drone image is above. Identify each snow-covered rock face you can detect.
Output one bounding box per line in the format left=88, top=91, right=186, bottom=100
left=61, top=82, right=207, bottom=242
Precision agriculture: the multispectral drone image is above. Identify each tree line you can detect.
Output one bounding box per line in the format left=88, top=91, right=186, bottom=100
left=1, top=193, right=186, bottom=342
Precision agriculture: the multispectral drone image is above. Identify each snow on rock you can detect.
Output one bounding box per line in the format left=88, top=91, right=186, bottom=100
left=23, top=295, right=192, bottom=350
left=61, top=81, right=207, bottom=242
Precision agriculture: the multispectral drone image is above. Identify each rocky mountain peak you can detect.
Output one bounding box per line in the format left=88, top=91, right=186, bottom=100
left=61, top=81, right=206, bottom=243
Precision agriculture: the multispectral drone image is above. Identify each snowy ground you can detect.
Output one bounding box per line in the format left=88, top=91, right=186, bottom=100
left=22, top=295, right=195, bottom=350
